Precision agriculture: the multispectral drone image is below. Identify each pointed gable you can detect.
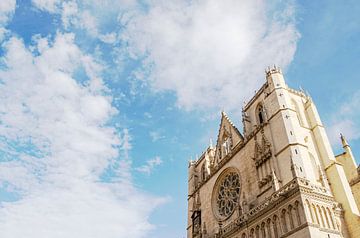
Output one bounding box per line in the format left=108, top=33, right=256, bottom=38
left=215, top=111, right=244, bottom=162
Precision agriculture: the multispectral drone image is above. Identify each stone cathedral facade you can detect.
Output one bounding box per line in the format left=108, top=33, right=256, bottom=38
left=187, top=67, right=360, bottom=238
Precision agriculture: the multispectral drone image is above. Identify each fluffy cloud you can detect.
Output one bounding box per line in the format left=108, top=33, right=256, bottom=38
left=0, top=33, right=163, bottom=238
left=136, top=156, right=163, bottom=175
left=123, top=0, right=299, bottom=112
left=0, top=0, right=16, bottom=40
left=327, top=91, right=360, bottom=145
left=31, top=0, right=62, bottom=13
left=35, top=0, right=133, bottom=44
left=31, top=0, right=299, bottom=114
left=0, top=0, right=16, bottom=24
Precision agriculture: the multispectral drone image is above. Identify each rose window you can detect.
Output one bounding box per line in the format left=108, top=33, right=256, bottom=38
left=214, top=171, right=240, bottom=219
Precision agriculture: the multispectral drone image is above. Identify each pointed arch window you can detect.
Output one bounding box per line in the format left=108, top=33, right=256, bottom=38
left=256, top=104, right=265, bottom=125
left=201, top=163, right=206, bottom=181
left=191, top=210, right=201, bottom=235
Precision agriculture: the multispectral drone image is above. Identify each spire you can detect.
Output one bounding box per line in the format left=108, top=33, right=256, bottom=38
left=340, top=133, right=350, bottom=148
left=339, top=133, right=357, bottom=177
left=209, top=138, right=213, bottom=149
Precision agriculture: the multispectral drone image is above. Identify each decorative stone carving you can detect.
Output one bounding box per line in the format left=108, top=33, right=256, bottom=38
left=213, top=169, right=241, bottom=220
left=253, top=129, right=272, bottom=168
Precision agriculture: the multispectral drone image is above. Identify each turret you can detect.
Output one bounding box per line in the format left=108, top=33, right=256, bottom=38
left=265, top=65, right=286, bottom=90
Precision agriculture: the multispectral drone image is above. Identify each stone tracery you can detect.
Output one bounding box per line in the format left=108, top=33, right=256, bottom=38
left=215, top=171, right=241, bottom=219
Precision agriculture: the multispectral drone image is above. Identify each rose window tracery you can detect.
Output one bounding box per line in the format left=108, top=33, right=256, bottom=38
left=214, top=170, right=240, bottom=219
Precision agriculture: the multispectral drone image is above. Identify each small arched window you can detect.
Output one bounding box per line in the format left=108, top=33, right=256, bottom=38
left=256, top=104, right=265, bottom=125
left=273, top=215, right=279, bottom=238
left=258, top=105, right=264, bottom=124
left=250, top=228, right=255, bottom=238
left=288, top=205, right=295, bottom=229
left=305, top=200, right=314, bottom=223
left=281, top=209, right=288, bottom=233
left=326, top=207, right=335, bottom=229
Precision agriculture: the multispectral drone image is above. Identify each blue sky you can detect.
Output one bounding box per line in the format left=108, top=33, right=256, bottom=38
left=0, top=0, right=359, bottom=237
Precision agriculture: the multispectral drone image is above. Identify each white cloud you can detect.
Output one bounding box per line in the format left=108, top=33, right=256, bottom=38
left=136, top=156, right=162, bottom=175
left=32, top=0, right=61, bottom=13
left=61, top=0, right=79, bottom=28
left=123, top=0, right=299, bottom=112
left=0, top=33, right=163, bottom=238
left=30, top=0, right=299, bottom=113
left=149, top=130, right=164, bottom=142
left=0, top=0, right=16, bottom=23
left=33, top=0, right=132, bottom=44
left=327, top=91, right=360, bottom=145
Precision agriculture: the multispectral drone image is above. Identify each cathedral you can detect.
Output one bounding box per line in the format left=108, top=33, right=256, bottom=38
left=187, top=66, right=360, bottom=238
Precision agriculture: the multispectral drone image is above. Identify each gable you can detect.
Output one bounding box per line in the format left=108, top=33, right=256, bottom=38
left=215, top=111, right=244, bottom=161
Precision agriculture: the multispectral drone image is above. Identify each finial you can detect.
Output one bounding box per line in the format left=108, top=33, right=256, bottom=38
left=188, top=158, right=195, bottom=168
left=209, top=138, right=213, bottom=148
left=340, top=133, right=349, bottom=148
left=299, top=86, right=304, bottom=93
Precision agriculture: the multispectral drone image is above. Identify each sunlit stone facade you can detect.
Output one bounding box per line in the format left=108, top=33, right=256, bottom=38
left=187, top=67, right=360, bottom=238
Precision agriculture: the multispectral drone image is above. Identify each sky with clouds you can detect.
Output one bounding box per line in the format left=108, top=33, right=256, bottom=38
left=0, top=0, right=359, bottom=237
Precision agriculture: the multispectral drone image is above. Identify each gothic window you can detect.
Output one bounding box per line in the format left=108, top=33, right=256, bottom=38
left=266, top=219, right=272, bottom=238
left=191, top=210, right=201, bottom=235
left=255, top=225, right=260, bottom=238
left=212, top=169, right=241, bottom=220
left=272, top=215, right=279, bottom=238
left=281, top=209, right=288, bottom=233
left=257, top=104, right=265, bottom=124
left=288, top=205, right=295, bottom=230
left=201, top=163, right=206, bottom=182
left=261, top=222, right=266, bottom=238
left=322, top=206, right=330, bottom=228
left=294, top=201, right=302, bottom=226
left=326, top=207, right=335, bottom=229
left=305, top=200, right=314, bottom=223
left=250, top=228, right=255, bottom=238
left=312, top=204, right=320, bottom=225
left=317, top=205, right=325, bottom=227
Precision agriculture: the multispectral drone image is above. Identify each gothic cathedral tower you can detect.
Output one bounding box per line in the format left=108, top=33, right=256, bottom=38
left=187, top=66, right=360, bottom=238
